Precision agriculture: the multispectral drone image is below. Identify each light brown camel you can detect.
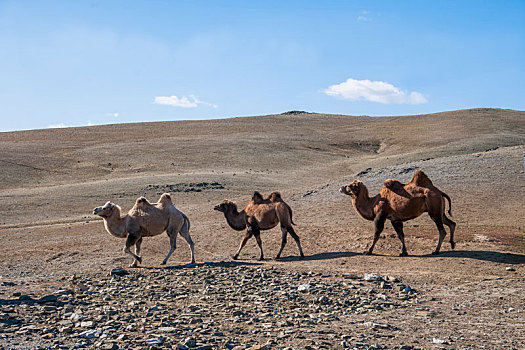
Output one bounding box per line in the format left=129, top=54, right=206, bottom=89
left=214, top=191, right=304, bottom=260
left=339, top=170, right=456, bottom=256
left=93, top=193, right=195, bottom=267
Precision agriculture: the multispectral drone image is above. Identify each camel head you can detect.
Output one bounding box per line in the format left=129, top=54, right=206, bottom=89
left=339, top=180, right=364, bottom=198
left=93, top=201, right=119, bottom=218
left=214, top=200, right=237, bottom=213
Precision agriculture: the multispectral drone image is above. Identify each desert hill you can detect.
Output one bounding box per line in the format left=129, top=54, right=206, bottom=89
left=0, top=108, right=524, bottom=228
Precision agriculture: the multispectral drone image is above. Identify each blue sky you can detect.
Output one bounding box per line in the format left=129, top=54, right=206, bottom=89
left=0, top=0, right=524, bottom=131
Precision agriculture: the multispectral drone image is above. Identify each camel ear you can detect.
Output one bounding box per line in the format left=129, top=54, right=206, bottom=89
left=104, top=201, right=112, bottom=208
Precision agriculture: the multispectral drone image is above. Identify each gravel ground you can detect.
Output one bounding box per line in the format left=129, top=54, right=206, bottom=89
left=1, top=262, right=424, bottom=350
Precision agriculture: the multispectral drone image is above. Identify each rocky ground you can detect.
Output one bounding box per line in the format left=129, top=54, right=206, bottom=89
left=1, top=261, right=524, bottom=350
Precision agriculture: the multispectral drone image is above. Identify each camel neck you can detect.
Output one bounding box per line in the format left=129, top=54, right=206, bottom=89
left=224, top=206, right=247, bottom=231
left=104, top=210, right=128, bottom=238
left=352, top=188, right=379, bottom=221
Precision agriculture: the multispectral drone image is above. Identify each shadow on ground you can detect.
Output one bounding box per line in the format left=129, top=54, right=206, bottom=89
left=141, top=260, right=263, bottom=270
left=278, top=251, right=360, bottom=262
left=421, top=250, right=525, bottom=264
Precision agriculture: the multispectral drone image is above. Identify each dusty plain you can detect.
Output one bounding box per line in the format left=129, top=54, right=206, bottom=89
left=0, top=108, right=524, bottom=349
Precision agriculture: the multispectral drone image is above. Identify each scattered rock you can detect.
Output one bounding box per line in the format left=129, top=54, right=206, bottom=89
left=110, top=268, right=129, bottom=276
left=298, top=284, right=313, bottom=292
left=79, top=329, right=102, bottom=339
left=364, top=273, right=381, bottom=281
left=357, top=168, right=372, bottom=176
left=0, top=264, right=419, bottom=348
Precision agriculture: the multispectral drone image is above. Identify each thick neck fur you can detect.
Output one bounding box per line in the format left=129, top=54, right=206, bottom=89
left=102, top=207, right=128, bottom=238
left=223, top=204, right=247, bottom=231
left=352, top=185, right=380, bottom=221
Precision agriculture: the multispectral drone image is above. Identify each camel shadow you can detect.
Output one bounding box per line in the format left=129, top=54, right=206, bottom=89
left=278, top=251, right=360, bottom=262
left=420, top=250, right=525, bottom=264
left=142, top=260, right=263, bottom=270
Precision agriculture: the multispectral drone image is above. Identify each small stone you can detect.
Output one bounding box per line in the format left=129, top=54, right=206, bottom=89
left=79, top=329, right=102, bottom=339
left=432, top=338, right=447, bottom=344
left=298, top=284, right=312, bottom=292
left=80, top=321, right=94, bottom=328
left=184, top=337, right=197, bottom=348
left=506, top=267, right=516, bottom=272
left=364, top=273, right=381, bottom=281
left=110, top=268, right=129, bottom=276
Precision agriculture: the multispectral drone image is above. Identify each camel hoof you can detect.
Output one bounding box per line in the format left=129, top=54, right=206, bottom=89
left=275, top=256, right=281, bottom=260
left=161, top=261, right=166, bottom=265
left=399, top=252, right=408, bottom=257
left=450, top=241, right=456, bottom=249
left=137, top=256, right=143, bottom=264
left=363, top=251, right=373, bottom=255
left=258, top=257, right=265, bottom=261
left=190, top=259, right=196, bottom=264
left=431, top=250, right=440, bottom=255
left=299, top=255, right=305, bottom=260
left=232, top=255, right=238, bottom=260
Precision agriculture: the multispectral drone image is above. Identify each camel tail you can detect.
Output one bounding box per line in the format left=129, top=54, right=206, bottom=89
left=181, top=213, right=191, bottom=234
left=442, top=192, right=453, bottom=216
left=289, top=206, right=296, bottom=226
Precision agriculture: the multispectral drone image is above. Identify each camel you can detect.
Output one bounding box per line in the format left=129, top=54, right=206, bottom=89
left=214, top=191, right=305, bottom=261
left=93, top=193, right=195, bottom=267
left=339, top=170, right=456, bottom=256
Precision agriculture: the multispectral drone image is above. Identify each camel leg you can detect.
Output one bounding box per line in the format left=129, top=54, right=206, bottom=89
left=287, top=226, right=305, bottom=259
left=253, top=227, right=264, bottom=261
left=135, top=237, right=143, bottom=257
left=275, top=226, right=288, bottom=260
left=124, top=233, right=142, bottom=267
left=443, top=214, right=456, bottom=250
left=179, top=230, right=195, bottom=264
left=366, top=214, right=385, bottom=255
left=233, top=229, right=253, bottom=260
left=391, top=221, right=408, bottom=256
left=431, top=216, right=447, bottom=255
left=161, top=230, right=177, bottom=266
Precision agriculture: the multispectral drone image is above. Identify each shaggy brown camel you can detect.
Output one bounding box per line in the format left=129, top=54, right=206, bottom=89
left=93, top=193, right=195, bottom=267
left=214, top=191, right=304, bottom=260
left=339, top=170, right=456, bottom=256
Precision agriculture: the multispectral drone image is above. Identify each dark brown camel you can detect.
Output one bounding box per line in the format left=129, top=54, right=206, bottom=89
left=340, top=170, right=456, bottom=256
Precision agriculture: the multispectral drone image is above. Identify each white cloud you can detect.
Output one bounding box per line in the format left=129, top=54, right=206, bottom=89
left=154, top=94, right=217, bottom=108
left=106, top=112, right=119, bottom=117
left=357, top=10, right=371, bottom=21
left=48, top=123, right=68, bottom=129
left=323, top=78, right=428, bottom=105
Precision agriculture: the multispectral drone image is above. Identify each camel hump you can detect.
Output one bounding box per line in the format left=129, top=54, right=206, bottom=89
left=268, top=191, right=282, bottom=202
left=383, top=179, right=403, bottom=190
left=159, top=193, right=173, bottom=207
left=410, top=170, right=434, bottom=187
left=252, top=191, right=264, bottom=204
left=135, top=196, right=151, bottom=207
